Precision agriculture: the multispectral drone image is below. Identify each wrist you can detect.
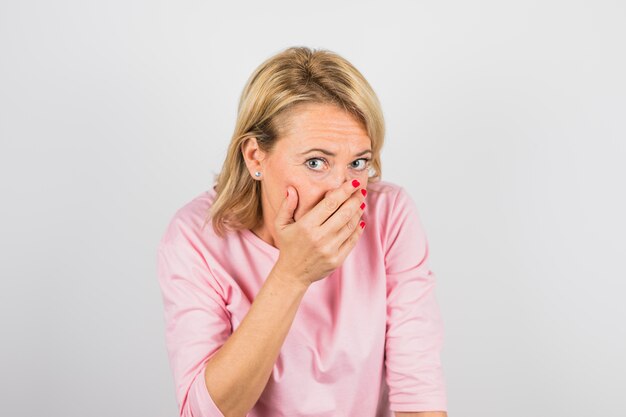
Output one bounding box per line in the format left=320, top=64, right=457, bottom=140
left=269, top=263, right=310, bottom=294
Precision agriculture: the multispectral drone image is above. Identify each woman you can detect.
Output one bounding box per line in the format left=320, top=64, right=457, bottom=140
left=156, top=46, right=448, bottom=417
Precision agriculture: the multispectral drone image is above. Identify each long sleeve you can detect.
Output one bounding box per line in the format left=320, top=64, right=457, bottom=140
left=156, top=215, right=231, bottom=417
left=382, top=186, right=448, bottom=412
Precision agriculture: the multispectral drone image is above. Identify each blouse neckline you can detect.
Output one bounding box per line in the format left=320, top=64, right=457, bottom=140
left=240, top=227, right=280, bottom=258
left=207, top=183, right=280, bottom=258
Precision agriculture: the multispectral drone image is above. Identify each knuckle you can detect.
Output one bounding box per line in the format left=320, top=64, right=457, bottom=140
left=320, top=244, right=334, bottom=259
left=324, top=198, right=338, bottom=211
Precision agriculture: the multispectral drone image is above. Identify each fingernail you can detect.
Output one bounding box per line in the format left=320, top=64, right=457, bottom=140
left=361, top=189, right=367, bottom=197
left=352, top=179, right=360, bottom=188
left=359, top=221, right=366, bottom=229
left=360, top=202, right=366, bottom=210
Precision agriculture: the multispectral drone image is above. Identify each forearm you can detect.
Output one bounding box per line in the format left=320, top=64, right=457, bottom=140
left=395, top=412, right=448, bottom=417
left=203, top=265, right=308, bottom=417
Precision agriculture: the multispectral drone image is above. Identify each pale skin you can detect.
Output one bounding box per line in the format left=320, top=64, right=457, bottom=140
left=241, top=102, right=448, bottom=417
left=205, top=104, right=446, bottom=417
left=242, top=101, right=372, bottom=248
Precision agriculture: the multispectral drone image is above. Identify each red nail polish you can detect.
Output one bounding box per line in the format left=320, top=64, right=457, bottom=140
left=361, top=189, right=367, bottom=197
left=359, top=221, right=366, bottom=229
left=360, top=202, right=365, bottom=210
left=352, top=179, right=360, bottom=188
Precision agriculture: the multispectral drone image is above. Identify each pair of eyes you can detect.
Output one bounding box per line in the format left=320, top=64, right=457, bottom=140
left=305, top=156, right=371, bottom=172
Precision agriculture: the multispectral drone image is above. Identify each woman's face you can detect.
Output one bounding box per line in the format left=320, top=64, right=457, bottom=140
left=242, top=102, right=372, bottom=242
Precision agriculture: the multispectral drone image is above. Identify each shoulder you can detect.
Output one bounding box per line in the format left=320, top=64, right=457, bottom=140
left=157, top=187, right=217, bottom=249
left=366, top=178, right=402, bottom=198
left=365, top=179, right=413, bottom=220
left=365, top=180, right=427, bottom=248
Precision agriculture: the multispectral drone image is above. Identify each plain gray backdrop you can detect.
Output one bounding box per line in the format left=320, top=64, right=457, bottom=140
left=1, top=1, right=624, bottom=416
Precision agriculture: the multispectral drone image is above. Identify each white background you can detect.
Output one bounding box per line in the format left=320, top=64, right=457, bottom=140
left=1, top=1, right=624, bottom=416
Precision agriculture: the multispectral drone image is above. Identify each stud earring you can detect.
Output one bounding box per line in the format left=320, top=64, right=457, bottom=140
left=254, top=171, right=261, bottom=177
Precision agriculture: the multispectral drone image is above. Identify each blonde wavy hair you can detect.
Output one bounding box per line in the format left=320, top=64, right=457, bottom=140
left=204, top=46, right=386, bottom=238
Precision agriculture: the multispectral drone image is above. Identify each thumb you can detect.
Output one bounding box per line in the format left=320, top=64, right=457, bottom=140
left=275, top=186, right=297, bottom=228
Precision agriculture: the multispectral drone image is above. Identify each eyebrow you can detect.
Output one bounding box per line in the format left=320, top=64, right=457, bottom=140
left=300, top=148, right=372, bottom=157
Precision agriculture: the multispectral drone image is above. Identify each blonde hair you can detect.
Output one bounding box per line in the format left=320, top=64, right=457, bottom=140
left=204, top=46, right=386, bottom=238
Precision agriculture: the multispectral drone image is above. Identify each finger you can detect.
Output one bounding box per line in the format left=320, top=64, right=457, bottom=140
left=319, top=188, right=364, bottom=237
left=326, top=206, right=364, bottom=250
left=336, top=218, right=365, bottom=259
left=275, top=186, right=298, bottom=229
left=299, top=179, right=362, bottom=228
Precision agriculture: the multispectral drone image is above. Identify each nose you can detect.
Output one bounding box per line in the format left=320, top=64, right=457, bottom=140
left=327, top=169, right=358, bottom=193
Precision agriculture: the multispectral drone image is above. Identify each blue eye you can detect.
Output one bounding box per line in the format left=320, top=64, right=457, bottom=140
left=350, top=159, right=370, bottom=170
left=306, top=158, right=325, bottom=170
left=305, top=157, right=371, bottom=172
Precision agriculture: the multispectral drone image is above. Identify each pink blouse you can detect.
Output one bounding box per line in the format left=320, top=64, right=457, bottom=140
left=156, top=179, right=448, bottom=416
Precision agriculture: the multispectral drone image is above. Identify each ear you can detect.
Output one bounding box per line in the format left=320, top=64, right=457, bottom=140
left=241, top=137, right=267, bottom=173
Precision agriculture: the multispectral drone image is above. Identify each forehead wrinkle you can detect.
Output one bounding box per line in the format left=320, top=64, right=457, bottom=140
left=286, top=125, right=370, bottom=152
left=296, top=121, right=370, bottom=145
left=276, top=103, right=371, bottom=156
left=282, top=103, right=366, bottom=136
left=298, top=142, right=372, bottom=159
